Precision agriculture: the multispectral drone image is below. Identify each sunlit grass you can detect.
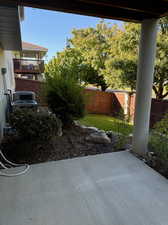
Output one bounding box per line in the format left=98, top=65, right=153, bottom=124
left=79, top=114, right=133, bottom=135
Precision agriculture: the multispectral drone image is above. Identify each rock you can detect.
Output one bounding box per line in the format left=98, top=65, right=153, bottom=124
left=79, top=125, right=99, bottom=133
left=106, top=130, right=131, bottom=150
left=85, top=131, right=111, bottom=144
left=84, top=126, right=99, bottom=132
left=73, top=123, right=100, bottom=135
left=75, top=123, right=111, bottom=144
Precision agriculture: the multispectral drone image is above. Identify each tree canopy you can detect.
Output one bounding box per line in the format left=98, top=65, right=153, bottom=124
left=104, top=19, right=168, bottom=100
left=45, top=46, right=108, bottom=91
left=46, top=18, right=168, bottom=99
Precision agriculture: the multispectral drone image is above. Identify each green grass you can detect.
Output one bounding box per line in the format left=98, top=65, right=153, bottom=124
left=79, top=114, right=133, bottom=135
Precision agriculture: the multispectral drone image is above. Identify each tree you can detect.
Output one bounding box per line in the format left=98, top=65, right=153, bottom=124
left=45, top=69, right=85, bottom=125
left=104, top=19, right=168, bottom=100
left=46, top=19, right=168, bottom=99
left=102, top=23, right=139, bottom=90
left=45, top=47, right=107, bottom=91
left=69, top=21, right=117, bottom=90
left=45, top=48, right=83, bottom=81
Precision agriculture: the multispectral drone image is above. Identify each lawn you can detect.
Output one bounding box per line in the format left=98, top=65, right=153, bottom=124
left=79, top=114, right=133, bottom=135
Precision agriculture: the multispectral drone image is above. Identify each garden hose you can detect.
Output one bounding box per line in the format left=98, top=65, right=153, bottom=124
left=0, top=149, right=30, bottom=177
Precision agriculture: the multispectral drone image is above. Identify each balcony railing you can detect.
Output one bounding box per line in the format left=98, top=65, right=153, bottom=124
left=13, top=58, right=45, bottom=74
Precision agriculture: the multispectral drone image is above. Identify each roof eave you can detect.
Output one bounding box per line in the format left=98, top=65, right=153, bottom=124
left=0, top=4, right=22, bottom=51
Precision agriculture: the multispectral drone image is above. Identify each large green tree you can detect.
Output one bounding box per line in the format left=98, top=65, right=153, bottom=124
left=45, top=47, right=107, bottom=91
left=69, top=21, right=118, bottom=90
left=104, top=19, right=168, bottom=100
left=46, top=18, right=168, bottom=99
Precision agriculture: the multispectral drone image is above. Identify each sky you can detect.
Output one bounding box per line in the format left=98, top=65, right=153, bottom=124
left=21, top=7, right=122, bottom=60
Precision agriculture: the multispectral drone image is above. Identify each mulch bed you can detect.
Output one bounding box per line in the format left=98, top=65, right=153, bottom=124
left=131, top=151, right=168, bottom=179
left=1, top=125, right=123, bottom=165
left=2, top=124, right=167, bottom=180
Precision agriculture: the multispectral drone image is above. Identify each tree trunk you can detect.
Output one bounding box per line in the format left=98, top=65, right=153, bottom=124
left=154, top=90, right=168, bottom=100
left=155, top=94, right=163, bottom=100
left=153, top=85, right=164, bottom=100
left=100, top=83, right=108, bottom=91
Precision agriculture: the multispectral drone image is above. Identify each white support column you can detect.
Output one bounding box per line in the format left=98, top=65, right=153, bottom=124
left=132, top=19, right=158, bottom=156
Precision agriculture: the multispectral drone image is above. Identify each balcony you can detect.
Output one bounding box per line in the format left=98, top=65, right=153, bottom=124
left=13, top=58, right=45, bottom=74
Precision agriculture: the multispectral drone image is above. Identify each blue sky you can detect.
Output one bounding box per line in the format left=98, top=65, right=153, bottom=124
left=21, top=7, right=122, bottom=60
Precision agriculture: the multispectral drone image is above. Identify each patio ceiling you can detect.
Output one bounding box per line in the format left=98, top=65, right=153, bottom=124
left=2, top=0, right=168, bottom=22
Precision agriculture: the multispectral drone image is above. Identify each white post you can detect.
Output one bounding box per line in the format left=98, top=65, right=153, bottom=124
left=132, top=19, right=158, bottom=156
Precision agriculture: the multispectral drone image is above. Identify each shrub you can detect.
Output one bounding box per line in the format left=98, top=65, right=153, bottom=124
left=149, top=113, right=168, bottom=164
left=45, top=73, right=85, bottom=125
left=10, top=109, right=62, bottom=141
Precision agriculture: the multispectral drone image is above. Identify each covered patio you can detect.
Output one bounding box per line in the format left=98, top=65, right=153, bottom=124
left=5, top=0, right=168, bottom=155
left=1, top=151, right=168, bottom=225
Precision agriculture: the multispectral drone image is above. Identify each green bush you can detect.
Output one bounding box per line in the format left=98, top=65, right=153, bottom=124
left=10, top=109, right=61, bottom=141
left=45, top=73, right=85, bottom=125
left=149, top=113, right=168, bottom=163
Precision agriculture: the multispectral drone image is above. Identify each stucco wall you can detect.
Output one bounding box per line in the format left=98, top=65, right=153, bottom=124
left=0, top=49, right=15, bottom=140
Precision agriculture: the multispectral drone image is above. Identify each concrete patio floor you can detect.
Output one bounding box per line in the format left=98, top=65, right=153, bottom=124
left=0, top=151, right=168, bottom=225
